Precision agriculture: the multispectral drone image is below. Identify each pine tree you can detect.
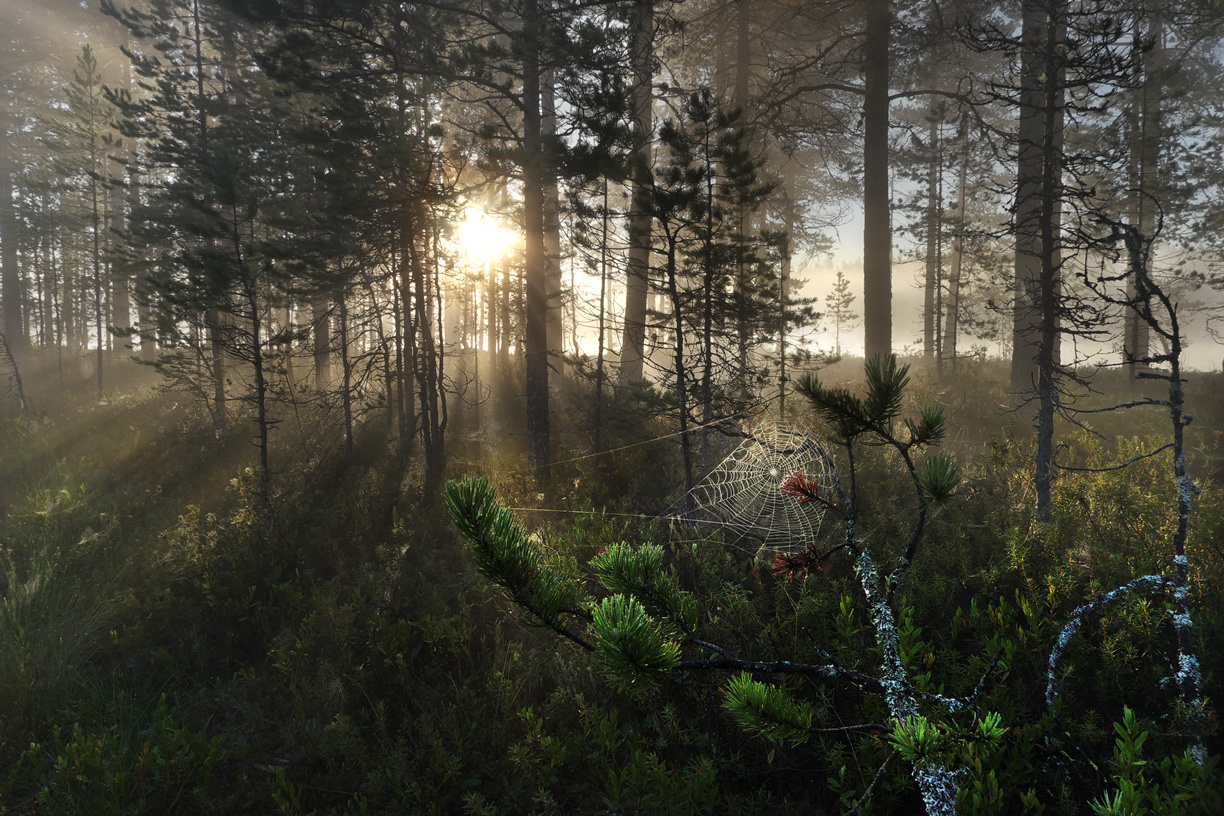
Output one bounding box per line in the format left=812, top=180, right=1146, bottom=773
left=828, top=266, right=858, bottom=356
left=45, top=44, right=123, bottom=398
left=106, top=0, right=303, bottom=503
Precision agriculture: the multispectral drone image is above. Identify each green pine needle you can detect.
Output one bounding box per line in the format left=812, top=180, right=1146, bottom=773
left=591, top=594, right=681, bottom=684
left=863, top=354, right=909, bottom=424
left=723, top=673, right=813, bottom=746
left=916, top=454, right=960, bottom=504
left=591, top=542, right=696, bottom=629
left=444, top=476, right=577, bottom=624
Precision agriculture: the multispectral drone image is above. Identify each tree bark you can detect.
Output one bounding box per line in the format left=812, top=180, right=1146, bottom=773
left=523, top=0, right=551, bottom=481
left=0, top=108, right=24, bottom=359
left=112, top=58, right=133, bottom=361
left=542, top=67, right=564, bottom=379
left=862, top=0, right=891, bottom=360
left=778, top=162, right=795, bottom=417
left=312, top=294, right=331, bottom=388
left=923, top=112, right=938, bottom=363
left=1124, top=15, right=1160, bottom=379
left=1034, top=1, right=1065, bottom=521
left=1010, top=0, right=1046, bottom=404
left=618, top=0, right=653, bottom=386
left=593, top=180, right=610, bottom=464
left=943, top=110, right=969, bottom=373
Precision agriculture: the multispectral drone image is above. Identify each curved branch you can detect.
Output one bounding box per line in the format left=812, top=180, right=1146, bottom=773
left=1053, top=443, right=1174, bottom=473
left=1046, top=574, right=1174, bottom=707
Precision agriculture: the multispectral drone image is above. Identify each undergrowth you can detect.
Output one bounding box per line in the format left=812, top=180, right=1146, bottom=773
left=0, top=363, right=1219, bottom=813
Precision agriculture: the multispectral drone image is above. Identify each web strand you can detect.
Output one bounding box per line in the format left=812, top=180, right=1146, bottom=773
left=678, top=421, right=831, bottom=552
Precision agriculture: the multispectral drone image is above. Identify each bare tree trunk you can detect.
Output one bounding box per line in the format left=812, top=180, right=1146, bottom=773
left=209, top=307, right=227, bottom=421
left=944, top=110, right=969, bottom=374
left=339, top=292, right=354, bottom=463
left=1124, top=15, right=1160, bottom=380
left=312, top=294, right=330, bottom=389
left=1010, top=0, right=1046, bottom=404
left=593, top=180, right=610, bottom=464
left=246, top=286, right=271, bottom=507
left=663, top=234, right=694, bottom=506
left=923, top=112, right=938, bottom=363
left=523, top=0, right=551, bottom=481
left=619, top=0, right=653, bottom=386
left=542, top=67, right=564, bottom=380
left=395, top=250, right=414, bottom=466
left=90, top=138, right=105, bottom=398
left=735, top=0, right=751, bottom=110
left=778, top=162, right=795, bottom=417
left=1034, top=2, right=1065, bottom=521
left=862, top=0, right=891, bottom=360
left=0, top=108, right=24, bottom=360
left=111, top=59, right=133, bottom=361
left=130, top=134, right=157, bottom=363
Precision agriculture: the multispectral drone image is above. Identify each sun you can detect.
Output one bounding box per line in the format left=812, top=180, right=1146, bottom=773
left=455, top=208, right=516, bottom=263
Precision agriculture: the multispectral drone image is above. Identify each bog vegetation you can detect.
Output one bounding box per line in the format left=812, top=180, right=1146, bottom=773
left=0, top=356, right=1220, bottom=814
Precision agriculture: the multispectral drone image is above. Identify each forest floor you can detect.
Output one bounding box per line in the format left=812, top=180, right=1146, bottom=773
left=0, top=354, right=1221, bottom=814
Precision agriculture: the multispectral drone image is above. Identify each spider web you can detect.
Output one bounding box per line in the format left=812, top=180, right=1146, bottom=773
left=678, top=421, right=832, bottom=552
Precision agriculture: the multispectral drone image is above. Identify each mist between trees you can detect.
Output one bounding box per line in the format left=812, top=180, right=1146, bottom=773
left=2, top=0, right=1223, bottom=484
left=0, top=0, right=1223, bottom=811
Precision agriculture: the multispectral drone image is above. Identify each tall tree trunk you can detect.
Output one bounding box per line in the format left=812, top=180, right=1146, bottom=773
left=714, top=0, right=730, bottom=98
left=733, top=0, right=753, bottom=385
left=431, top=225, right=449, bottom=465
left=1124, top=14, right=1160, bottom=380
left=312, top=294, right=330, bottom=388
left=944, top=110, right=969, bottom=374
left=247, top=286, right=271, bottom=507
left=487, top=250, right=500, bottom=355
left=1010, top=0, right=1047, bottom=404
left=338, top=292, right=354, bottom=463
left=778, top=163, right=795, bottom=417
left=542, top=67, right=564, bottom=380
left=523, top=0, right=551, bottom=481
left=406, top=216, right=444, bottom=483
left=593, top=180, right=610, bottom=464
left=90, top=138, right=105, bottom=398
left=618, top=0, right=653, bottom=386
left=664, top=235, right=694, bottom=507
left=1034, top=2, right=1065, bottom=521
left=208, top=308, right=227, bottom=420
left=735, top=0, right=751, bottom=111
left=862, top=0, right=891, bottom=360
left=111, top=61, right=133, bottom=362
left=923, top=112, right=938, bottom=363
left=191, top=0, right=225, bottom=420
left=395, top=249, right=414, bottom=466
left=130, top=133, right=157, bottom=362
left=0, top=108, right=23, bottom=359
